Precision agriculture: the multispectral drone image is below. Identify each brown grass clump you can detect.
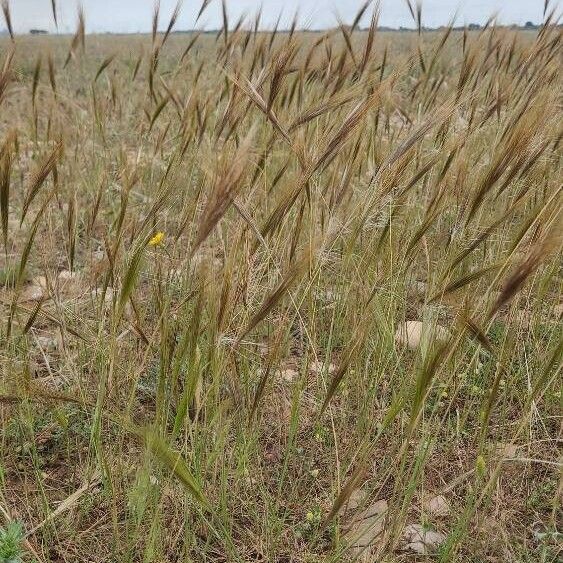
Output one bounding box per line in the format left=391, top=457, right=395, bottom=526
left=0, top=3, right=561, bottom=562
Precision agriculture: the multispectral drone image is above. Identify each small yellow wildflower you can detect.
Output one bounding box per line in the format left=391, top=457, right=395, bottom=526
left=148, top=231, right=165, bottom=247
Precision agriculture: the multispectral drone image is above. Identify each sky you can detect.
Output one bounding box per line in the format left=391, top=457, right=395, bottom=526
left=5, top=0, right=559, bottom=34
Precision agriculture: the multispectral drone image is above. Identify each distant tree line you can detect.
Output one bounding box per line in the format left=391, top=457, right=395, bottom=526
left=0, top=20, right=547, bottom=36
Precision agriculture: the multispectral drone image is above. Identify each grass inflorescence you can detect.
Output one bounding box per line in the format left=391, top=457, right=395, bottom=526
left=0, top=2, right=561, bottom=561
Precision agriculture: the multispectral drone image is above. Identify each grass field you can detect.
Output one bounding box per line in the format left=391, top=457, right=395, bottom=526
left=0, top=2, right=561, bottom=562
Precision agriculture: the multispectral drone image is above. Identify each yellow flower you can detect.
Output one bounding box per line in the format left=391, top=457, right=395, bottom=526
left=148, top=231, right=165, bottom=247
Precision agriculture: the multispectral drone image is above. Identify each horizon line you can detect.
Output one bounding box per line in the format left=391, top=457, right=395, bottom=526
left=10, top=21, right=554, bottom=36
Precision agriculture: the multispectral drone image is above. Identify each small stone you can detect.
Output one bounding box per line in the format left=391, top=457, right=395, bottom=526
left=344, top=499, right=388, bottom=554
left=346, top=488, right=367, bottom=512
left=425, top=494, right=450, bottom=517
left=395, top=321, right=450, bottom=350
left=402, top=523, right=446, bottom=554
left=27, top=271, right=84, bottom=300
left=20, top=284, right=45, bottom=301
left=32, top=275, right=48, bottom=289
left=58, top=270, right=79, bottom=281
left=496, top=442, right=518, bottom=459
